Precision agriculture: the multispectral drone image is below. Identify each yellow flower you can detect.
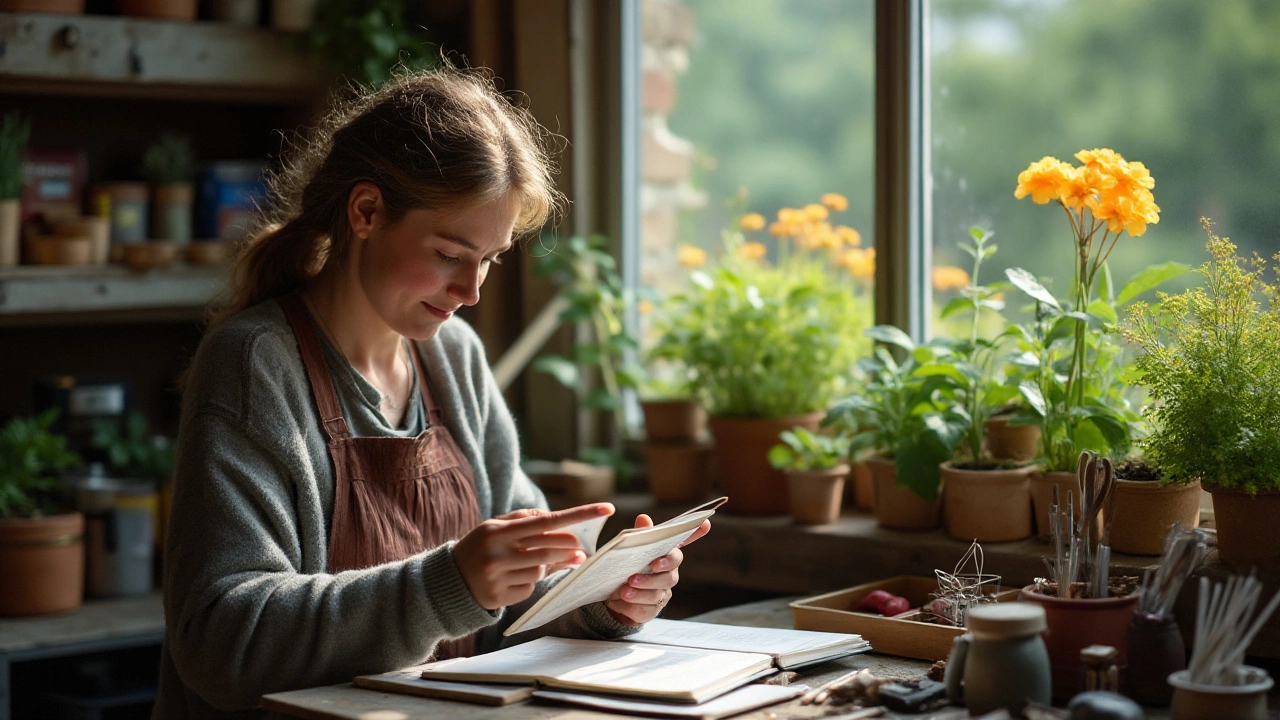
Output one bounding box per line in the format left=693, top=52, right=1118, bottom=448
left=638, top=300, right=655, bottom=315
left=777, top=208, right=802, bottom=224
left=931, top=265, right=971, bottom=291
left=840, top=248, right=875, bottom=279
left=1015, top=156, right=1073, bottom=204
left=821, top=193, right=849, bottom=212
left=768, top=221, right=789, bottom=237
left=739, top=212, right=766, bottom=232
left=803, top=203, right=829, bottom=221
left=794, top=231, right=822, bottom=250
left=677, top=245, right=706, bottom=268
left=836, top=225, right=861, bottom=247
left=1075, top=147, right=1124, bottom=171
left=738, top=242, right=767, bottom=260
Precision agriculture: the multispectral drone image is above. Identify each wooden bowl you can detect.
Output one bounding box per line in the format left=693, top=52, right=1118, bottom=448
left=28, top=235, right=94, bottom=265
left=122, top=242, right=179, bottom=271
left=185, top=240, right=229, bottom=265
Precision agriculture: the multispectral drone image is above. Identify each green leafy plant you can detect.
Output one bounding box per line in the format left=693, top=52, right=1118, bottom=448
left=651, top=216, right=870, bottom=419
left=767, top=426, right=848, bottom=472
left=0, top=409, right=80, bottom=519
left=1005, top=257, right=1184, bottom=470
left=913, top=227, right=1022, bottom=468
left=823, top=326, right=956, bottom=501
left=89, top=412, right=176, bottom=483
left=306, top=0, right=436, bottom=87
left=1123, top=219, right=1280, bottom=492
left=532, top=234, right=643, bottom=472
left=141, top=133, right=196, bottom=185
left=0, top=111, right=30, bottom=200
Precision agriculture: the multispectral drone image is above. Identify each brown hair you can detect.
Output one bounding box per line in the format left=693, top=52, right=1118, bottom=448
left=210, top=63, right=563, bottom=328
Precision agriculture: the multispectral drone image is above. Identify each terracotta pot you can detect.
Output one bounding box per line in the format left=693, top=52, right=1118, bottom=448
left=117, top=0, right=197, bottom=20
left=641, top=399, right=706, bottom=443
left=209, top=0, right=260, bottom=25
left=27, top=235, right=94, bottom=265
left=53, top=216, right=110, bottom=265
left=983, top=416, right=1041, bottom=462
left=1108, top=479, right=1201, bottom=555
left=850, top=461, right=875, bottom=511
left=0, top=0, right=84, bottom=12
left=1168, top=666, right=1273, bottom=720
left=1205, top=485, right=1280, bottom=569
left=186, top=240, right=230, bottom=265
left=123, top=241, right=179, bottom=270
left=707, top=413, right=821, bottom=515
left=0, top=198, right=18, bottom=267
left=1019, top=584, right=1139, bottom=703
left=0, top=512, right=85, bottom=616
left=940, top=462, right=1034, bottom=542
left=866, top=456, right=941, bottom=530
left=786, top=465, right=847, bottom=525
left=1030, top=470, right=1099, bottom=541
left=644, top=441, right=712, bottom=504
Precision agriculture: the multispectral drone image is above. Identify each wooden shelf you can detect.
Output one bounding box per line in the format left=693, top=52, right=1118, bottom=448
left=0, top=263, right=224, bottom=324
left=0, top=12, right=321, bottom=103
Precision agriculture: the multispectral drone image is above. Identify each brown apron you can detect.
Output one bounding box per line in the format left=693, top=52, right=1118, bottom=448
left=280, top=294, right=481, bottom=659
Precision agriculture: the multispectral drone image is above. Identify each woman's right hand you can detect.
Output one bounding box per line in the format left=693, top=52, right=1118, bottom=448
left=453, top=503, right=614, bottom=610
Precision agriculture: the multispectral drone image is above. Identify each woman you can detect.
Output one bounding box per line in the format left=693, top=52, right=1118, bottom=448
left=155, top=66, right=709, bottom=718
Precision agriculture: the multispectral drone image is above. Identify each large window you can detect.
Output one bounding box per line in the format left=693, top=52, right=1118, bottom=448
left=928, top=0, right=1280, bottom=329
left=636, top=0, right=876, bottom=323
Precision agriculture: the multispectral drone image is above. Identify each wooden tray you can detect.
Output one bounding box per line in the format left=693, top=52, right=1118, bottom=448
left=790, top=575, right=1021, bottom=661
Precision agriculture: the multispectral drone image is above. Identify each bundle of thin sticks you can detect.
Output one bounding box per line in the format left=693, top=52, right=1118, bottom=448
left=1136, top=524, right=1209, bottom=621
left=1187, top=572, right=1280, bottom=685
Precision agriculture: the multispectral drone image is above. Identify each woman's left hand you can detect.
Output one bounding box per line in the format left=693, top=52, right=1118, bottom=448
left=605, top=514, right=711, bottom=626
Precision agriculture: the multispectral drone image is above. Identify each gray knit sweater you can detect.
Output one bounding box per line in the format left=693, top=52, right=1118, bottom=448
left=154, top=300, right=632, bottom=719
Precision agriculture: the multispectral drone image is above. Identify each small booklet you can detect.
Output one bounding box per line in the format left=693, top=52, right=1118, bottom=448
left=621, top=618, right=872, bottom=669
left=503, top=497, right=727, bottom=636
left=532, top=682, right=807, bottom=719
left=354, top=659, right=533, bottom=706
left=419, top=635, right=774, bottom=704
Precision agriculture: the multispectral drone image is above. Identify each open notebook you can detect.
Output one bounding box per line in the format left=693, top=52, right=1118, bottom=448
left=621, top=618, right=871, bottom=669
left=503, top=497, right=726, bottom=636
left=419, top=636, right=774, bottom=704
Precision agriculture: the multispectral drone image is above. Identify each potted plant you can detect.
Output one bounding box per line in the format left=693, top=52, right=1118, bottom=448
left=824, top=325, right=954, bottom=530
left=141, top=132, right=196, bottom=246
left=1123, top=219, right=1280, bottom=568
left=636, top=356, right=711, bottom=504
left=302, top=0, right=434, bottom=84
left=923, top=228, right=1035, bottom=542
left=1008, top=148, right=1186, bottom=540
left=1106, top=454, right=1200, bottom=556
left=0, top=409, right=83, bottom=616
left=653, top=195, right=871, bottom=514
left=0, top=111, right=28, bottom=268
left=767, top=426, right=849, bottom=525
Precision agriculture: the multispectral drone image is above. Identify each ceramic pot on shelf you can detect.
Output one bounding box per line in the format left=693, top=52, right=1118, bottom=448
left=151, top=182, right=194, bottom=244
left=640, top=399, right=705, bottom=443
left=983, top=415, right=1040, bottom=462
left=0, top=0, right=84, bottom=12
left=939, top=462, right=1034, bottom=542
left=784, top=465, right=847, bottom=525
left=848, top=460, right=875, bottom=511
left=944, top=603, right=1052, bottom=716
left=1125, top=613, right=1185, bottom=706
left=1030, top=469, right=1099, bottom=541
left=117, top=0, right=197, bottom=21
left=1168, top=666, right=1273, bottom=720
left=707, top=413, right=821, bottom=515
left=1203, top=485, right=1280, bottom=568
left=1108, top=478, right=1201, bottom=555
left=644, top=441, right=712, bottom=504
left=865, top=456, right=940, bottom=530
left=0, top=512, right=85, bottom=616
left=0, top=198, right=19, bottom=267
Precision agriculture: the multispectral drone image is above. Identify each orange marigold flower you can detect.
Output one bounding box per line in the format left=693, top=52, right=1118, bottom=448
left=738, top=242, right=767, bottom=260
left=821, top=193, right=849, bottom=212
left=931, top=265, right=971, bottom=291
left=794, top=232, right=822, bottom=250
left=1015, top=156, right=1073, bottom=204
left=676, top=245, right=706, bottom=268
left=739, top=212, right=766, bottom=232
left=1075, top=147, right=1125, bottom=171
left=836, top=225, right=861, bottom=246
left=777, top=208, right=801, bottom=224
left=804, top=203, right=829, bottom=221
left=768, top=221, right=789, bottom=237
left=840, top=248, right=875, bottom=279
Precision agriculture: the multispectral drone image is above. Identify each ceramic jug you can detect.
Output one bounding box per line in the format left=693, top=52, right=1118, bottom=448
left=944, top=603, right=1052, bottom=716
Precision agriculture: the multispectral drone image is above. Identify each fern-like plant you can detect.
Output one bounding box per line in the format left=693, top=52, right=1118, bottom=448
left=0, top=111, right=31, bottom=200
left=1123, top=219, right=1280, bottom=492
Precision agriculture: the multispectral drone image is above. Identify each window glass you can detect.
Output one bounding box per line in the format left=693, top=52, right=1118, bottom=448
left=929, top=0, right=1279, bottom=334
left=637, top=0, right=877, bottom=349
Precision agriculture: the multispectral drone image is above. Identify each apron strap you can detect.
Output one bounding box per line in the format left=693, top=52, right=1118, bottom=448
left=409, top=341, right=445, bottom=423
left=278, top=293, right=352, bottom=442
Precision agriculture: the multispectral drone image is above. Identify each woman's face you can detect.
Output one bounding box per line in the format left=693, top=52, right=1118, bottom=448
left=357, top=193, right=520, bottom=341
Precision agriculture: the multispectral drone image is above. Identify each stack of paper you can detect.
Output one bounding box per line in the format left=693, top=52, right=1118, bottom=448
left=622, top=618, right=872, bottom=669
